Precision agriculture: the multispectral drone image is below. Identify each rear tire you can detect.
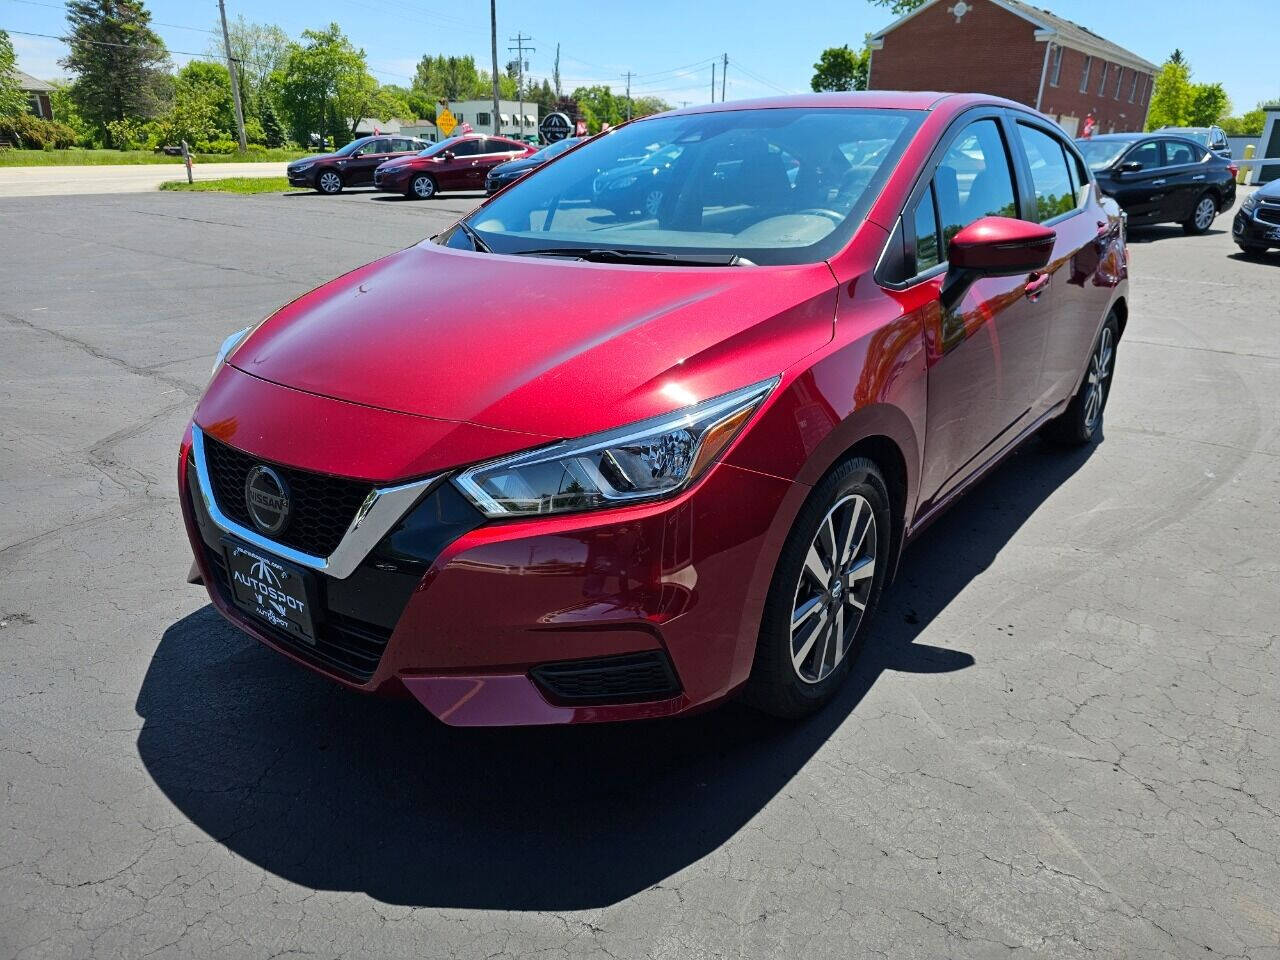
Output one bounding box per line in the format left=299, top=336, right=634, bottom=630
left=1182, top=192, right=1216, bottom=234
left=316, top=170, right=343, bottom=195
left=1044, top=312, right=1119, bottom=446
left=743, top=457, right=891, bottom=719
left=409, top=174, right=437, bottom=199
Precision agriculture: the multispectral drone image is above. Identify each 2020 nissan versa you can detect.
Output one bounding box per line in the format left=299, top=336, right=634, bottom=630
left=181, top=92, right=1129, bottom=726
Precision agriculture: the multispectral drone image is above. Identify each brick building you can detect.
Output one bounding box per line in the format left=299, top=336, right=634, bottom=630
left=10, top=68, right=55, bottom=121
left=867, top=0, right=1157, bottom=136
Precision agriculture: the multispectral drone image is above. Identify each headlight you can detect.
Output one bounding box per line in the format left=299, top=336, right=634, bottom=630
left=607, top=176, right=637, bottom=190
left=1241, top=193, right=1260, bottom=215
left=454, top=378, right=778, bottom=517
left=211, top=326, right=251, bottom=377
left=292, top=161, right=314, bottom=172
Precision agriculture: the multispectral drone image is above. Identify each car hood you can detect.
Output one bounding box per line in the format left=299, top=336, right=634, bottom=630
left=1256, top=180, right=1280, bottom=201
left=290, top=153, right=338, bottom=167
left=491, top=156, right=541, bottom=177
left=227, top=240, right=841, bottom=441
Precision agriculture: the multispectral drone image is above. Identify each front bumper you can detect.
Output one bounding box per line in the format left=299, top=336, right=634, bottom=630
left=287, top=168, right=315, bottom=187
left=1233, top=202, right=1280, bottom=248
left=178, top=378, right=800, bottom=726
left=373, top=168, right=412, bottom=192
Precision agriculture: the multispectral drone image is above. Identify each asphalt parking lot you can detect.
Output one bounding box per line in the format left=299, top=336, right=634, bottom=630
left=2, top=183, right=1278, bottom=959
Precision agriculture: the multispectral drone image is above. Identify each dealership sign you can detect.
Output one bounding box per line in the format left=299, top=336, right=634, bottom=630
left=540, top=112, right=572, bottom=142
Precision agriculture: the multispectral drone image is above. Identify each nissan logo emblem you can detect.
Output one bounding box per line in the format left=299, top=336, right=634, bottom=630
left=244, top=464, right=290, bottom=536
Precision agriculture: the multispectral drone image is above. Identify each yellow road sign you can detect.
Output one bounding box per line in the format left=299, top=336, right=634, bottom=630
left=436, top=108, right=457, bottom=138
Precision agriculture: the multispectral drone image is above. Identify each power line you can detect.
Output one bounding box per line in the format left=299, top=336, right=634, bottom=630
left=5, top=0, right=219, bottom=34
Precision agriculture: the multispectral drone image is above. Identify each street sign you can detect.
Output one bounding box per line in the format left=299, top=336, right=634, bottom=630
left=540, top=112, right=572, bottom=143
left=436, top=108, right=457, bottom=138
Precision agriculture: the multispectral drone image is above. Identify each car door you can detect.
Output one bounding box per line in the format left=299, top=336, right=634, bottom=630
left=436, top=138, right=480, bottom=190
left=1160, top=138, right=1209, bottom=222
left=345, top=138, right=392, bottom=185
left=1108, top=139, right=1167, bottom=222
left=907, top=114, right=1052, bottom=513
left=1011, top=118, right=1113, bottom=409
left=469, top=139, right=522, bottom=187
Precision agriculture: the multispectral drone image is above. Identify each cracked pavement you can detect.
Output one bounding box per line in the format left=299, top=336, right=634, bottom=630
left=2, top=186, right=1278, bottom=959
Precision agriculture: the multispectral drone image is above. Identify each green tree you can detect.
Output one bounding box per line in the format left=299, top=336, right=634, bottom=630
left=570, top=85, right=623, bottom=131
left=867, top=0, right=927, bottom=13
left=0, top=30, right=30, bottom=118
left=277, top=24, right=375, bottom=144
left=811, top=45, right=869, bottom=92
left=259, top=96, right=285, bottom=146
left=413, top=54, right=484, bottom=101
left=174, top=61, right=235, bottom=138
left=1219, top=105, right=1266, bottom=137
left=49, top=82, right=92, bottom=144
left=210, top=15, right=290, bottom=116
left=1146, top=55, right=1192, bottom=129
left=631, top=95, right=672, bottom=119
left=1187, top=82, right=1229, bottom=127
left=60, top=0, right=172, bottom=145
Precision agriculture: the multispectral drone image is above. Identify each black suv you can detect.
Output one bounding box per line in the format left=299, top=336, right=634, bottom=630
left=1077, top=133, right=1236, bottom=234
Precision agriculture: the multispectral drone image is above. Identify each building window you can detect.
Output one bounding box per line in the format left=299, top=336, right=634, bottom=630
left=477, top=112, right=490, bottom=126
left=1049, top=44, right=1063, bottom=86
left=1079, top=55, right=1092, bottom=93
left=1129, top=71, right=1138, bottom=103
left=1114, top=67, right=1123, bottom=100
left=1097, top=62, right=1108, bottom=96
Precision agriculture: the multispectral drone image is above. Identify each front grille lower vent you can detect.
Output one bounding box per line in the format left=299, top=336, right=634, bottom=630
left=531, top=651, right=681, bottom=704
left=202, top=435, right=372, bottom=558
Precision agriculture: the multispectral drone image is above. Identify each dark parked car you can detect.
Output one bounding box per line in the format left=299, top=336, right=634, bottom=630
left=485, top=136, right=585, bottom=194
left=183, top=92, right=1130, bottom=726
left=286, top=136, right=431, bottom=194
left=1161, top=125, right=1231, bottom=158
left=1233, top=181, right=1280, bottom=257
left=372, top=135, right=533, bottom=198
left=1078, top=132, right=1236, bottom=234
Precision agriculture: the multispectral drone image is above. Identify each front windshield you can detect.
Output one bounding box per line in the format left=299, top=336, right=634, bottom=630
left=419, top=136, right=464, bottom=157
left=1076, top=139, right=1130, bottom=170
left=335, top=138, right=371, bottom=157
left=465, top=107, right=923, bottom=266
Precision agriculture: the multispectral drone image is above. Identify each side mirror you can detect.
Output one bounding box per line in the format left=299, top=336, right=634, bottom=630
left=1119, top=160, right=1143, bottom=172
left=942, top=216, right=1055, bottom=309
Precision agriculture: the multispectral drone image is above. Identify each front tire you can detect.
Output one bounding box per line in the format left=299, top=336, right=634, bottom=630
left=316, top=170, right=343, bottom=195
left=409, top=174, right=437, bottom=199
left=1045, top=312, right=1119, bottom=446
left=1182, top=192, right=1217, bottom=234
left=743, top=457, right=891, bottom=719
left=1237, top=243, right=1268, bottom=259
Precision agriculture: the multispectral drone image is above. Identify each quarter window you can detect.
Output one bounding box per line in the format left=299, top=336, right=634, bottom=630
left=913, top=184, right=941, bottom=274
left=1016, top=124, right=1077, bottom=222
left=933, top=118, right=1019, bottom=246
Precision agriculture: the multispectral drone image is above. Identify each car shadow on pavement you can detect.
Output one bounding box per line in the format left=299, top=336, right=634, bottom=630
left=1126, top=224, right=1228, bottom=243
left=136, top=435, right=1095, bottom=910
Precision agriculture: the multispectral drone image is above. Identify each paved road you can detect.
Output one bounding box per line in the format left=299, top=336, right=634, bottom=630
left=2, top=188, right=1278, bottom=959
left=0, top=160, right=290, bottom=197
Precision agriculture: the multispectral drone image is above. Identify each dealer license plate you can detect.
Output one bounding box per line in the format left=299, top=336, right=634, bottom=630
left=222, top=538, right=317, bottom=643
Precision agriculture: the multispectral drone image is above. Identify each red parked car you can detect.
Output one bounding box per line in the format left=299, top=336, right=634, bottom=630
left=285, top=135, right=432, bottom=194
left=181, top=92, right=1128, bottom=726
left=372, top=134, right=534, bottom=198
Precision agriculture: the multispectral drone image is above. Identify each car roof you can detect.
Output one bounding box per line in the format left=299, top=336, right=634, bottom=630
left=1079, top=132, right=1150, bottom=142
left=660, top=91, right=1028, bottom=117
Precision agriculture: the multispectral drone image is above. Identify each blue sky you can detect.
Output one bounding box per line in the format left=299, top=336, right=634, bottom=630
left=6, top=0, right=1278, bottom=115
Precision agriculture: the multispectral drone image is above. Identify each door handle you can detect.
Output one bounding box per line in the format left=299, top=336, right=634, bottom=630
left=1151, top=179, right=1166, bottom=185
left=1192, top=174, right=1205, bottom=180
left=1024, top=273, right=1050, bottom=301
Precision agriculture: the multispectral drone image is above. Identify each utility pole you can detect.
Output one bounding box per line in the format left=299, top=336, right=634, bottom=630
left=508, top=33, right=534, bottom=139
left=624, top=71, right=633, bottom=120
left=721, top=53, right=727, bottom=102
left=710, top=61, right=716, bottom=103
left=553, top=42, right=561, bottom=99
left=217, top=0, right=247, bottom=152
left=489, top=0, right=501, bottom=136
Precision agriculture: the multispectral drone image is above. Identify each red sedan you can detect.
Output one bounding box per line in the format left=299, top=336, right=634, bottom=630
left=373, top=134, right=534, bottom=198
left=181, top=92, right=1128, bottom=726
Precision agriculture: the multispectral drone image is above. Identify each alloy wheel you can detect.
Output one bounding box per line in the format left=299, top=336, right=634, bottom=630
left=1194, top=197, right=1215, bottom=231
left=643, top=189, right=663, bottom=217
left=790, top=493, right=877, bottom=684
left=413, top=175, right=435, bottom=199
left=318, top=171, right=342, bottom=194
left=1083, top=325, right=1114, bottom=432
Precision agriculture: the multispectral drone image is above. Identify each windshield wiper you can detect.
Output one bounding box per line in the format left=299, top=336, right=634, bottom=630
left=511, top=247, right=746, bottom=266
left=456, top=220, right=491, bottom=253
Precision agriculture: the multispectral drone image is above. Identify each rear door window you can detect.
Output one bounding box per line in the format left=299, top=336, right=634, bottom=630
left=1163, top=139, right=1202, bottom=166
left=1016, top=123, right=1078, bottom=221
left=934, top=118, right=1019, bottom=246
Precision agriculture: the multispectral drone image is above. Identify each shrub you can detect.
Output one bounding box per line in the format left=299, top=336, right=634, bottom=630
left=0, top=113, right=80, bottom=149
left=105, top=117, right=145, bottom=150
left=195, top=138, right=237, bottom=154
